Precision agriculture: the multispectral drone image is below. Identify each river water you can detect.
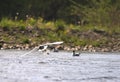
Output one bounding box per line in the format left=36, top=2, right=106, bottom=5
left=0, top=50, right=120, bottom=82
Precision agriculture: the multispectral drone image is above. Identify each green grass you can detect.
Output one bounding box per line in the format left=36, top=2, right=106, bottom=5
left=0, top=17, right=119, bottom=47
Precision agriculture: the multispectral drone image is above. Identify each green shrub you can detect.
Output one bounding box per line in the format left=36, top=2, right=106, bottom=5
left=55, top=20, right=66, bottom=31
left=19, top=26, right=26, bottom=31
left=22, top=38, right=30, bottom=44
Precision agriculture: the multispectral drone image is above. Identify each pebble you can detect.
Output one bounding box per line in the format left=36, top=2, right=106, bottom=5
left=0, top=44, right=120, bottom=52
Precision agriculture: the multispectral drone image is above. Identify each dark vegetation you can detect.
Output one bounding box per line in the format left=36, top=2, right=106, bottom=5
left=0, top=0, right=120, bottom=51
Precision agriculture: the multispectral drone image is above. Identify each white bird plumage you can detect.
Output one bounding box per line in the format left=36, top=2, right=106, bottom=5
left=21, top=41, right=63, bottom=57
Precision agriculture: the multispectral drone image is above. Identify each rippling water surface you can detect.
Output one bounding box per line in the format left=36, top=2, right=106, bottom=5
left=0, top=50, right=120, bottom=82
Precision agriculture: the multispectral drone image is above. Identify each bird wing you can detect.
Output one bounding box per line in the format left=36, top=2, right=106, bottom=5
left=20, top=47, right=39, bottom=57
left=41, top=41, right=64, bottom=46
left=20, top=41, right=63, bottom=57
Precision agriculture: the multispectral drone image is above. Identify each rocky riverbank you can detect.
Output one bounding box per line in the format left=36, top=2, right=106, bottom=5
left=0, top=27, right=120, bottom=52
left=0, top=38, right=120, bottom=52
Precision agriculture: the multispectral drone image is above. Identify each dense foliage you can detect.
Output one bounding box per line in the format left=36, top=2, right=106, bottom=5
left=0, top=0, right=120, bottom=26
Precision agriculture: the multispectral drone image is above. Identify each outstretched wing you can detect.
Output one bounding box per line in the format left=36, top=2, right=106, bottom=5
left=20, top=47, right=39, bottom=57
left=38, top=41, right=63, bottom=51
left=21, top=41, right=63, bottom=57
left=42, top=41, right=64, bottom=46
